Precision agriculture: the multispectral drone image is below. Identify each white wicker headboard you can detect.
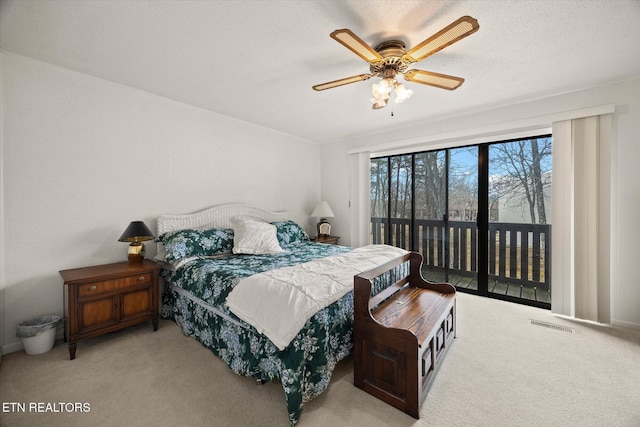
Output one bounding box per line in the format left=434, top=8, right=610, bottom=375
left=157, top=203, right=291, bottom=235
left=156, top=203, right=291, bottom=261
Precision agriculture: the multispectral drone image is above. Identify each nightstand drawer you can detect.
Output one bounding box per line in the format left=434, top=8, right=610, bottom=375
left=78, top=273, right=151, bottom=297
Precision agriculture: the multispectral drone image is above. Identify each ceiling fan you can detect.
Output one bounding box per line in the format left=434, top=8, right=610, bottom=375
left=312, top=16, right=479, bottom=109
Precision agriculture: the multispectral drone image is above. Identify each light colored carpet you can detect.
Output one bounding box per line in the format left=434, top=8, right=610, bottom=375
left=1, top=293, right=639, bottom=427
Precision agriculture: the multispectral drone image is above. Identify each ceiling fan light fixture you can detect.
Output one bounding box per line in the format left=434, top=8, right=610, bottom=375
left=394, top=83, right=413, bottom=103
left=371, top=78, right=412, bottom=108
left=370, top=96, right=388, bottom=109
left=372, top=78, right=394, bottom=97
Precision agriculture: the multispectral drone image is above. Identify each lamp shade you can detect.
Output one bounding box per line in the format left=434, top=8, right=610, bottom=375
left=310, top=201, right=335, bottom=218
left=118, top=221, right=155, bottom=243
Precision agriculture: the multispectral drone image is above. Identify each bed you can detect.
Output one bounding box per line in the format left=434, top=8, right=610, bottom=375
left=157, top=204, right=406, bottom=425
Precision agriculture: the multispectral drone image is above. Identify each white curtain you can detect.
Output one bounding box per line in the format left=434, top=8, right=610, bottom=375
left=551, top=114, right=612, bottom=322
left=348, top=152, right=371, bottom=248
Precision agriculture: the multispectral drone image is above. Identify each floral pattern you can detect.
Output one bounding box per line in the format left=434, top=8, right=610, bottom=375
left=161, top=242, right=404, bottom=425
left=272, top=220, right=310, bottom=247
left=160, top=228, right=234, bottom=262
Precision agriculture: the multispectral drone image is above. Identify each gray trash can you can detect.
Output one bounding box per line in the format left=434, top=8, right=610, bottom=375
left=16, top=315, right=61, bottom=355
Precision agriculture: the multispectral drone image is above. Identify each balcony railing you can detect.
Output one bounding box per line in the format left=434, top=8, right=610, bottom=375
left=371, top=217, right=551, bottom=292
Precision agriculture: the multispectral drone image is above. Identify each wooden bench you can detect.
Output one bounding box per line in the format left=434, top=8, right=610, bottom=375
left=353, top=251, right=456, bottom=418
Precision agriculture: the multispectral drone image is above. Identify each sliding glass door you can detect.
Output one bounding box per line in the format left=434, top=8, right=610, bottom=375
left=445, top=147, right=480, bottom=291
left=370, top=157, right=389, bottom=245
left=371, top=135, right=552, bottom=309
left=414, top=151, right=447, bottom=282
left=414, top=148, right=480, bottom=292
left=487, top=137, right=552, bottom=305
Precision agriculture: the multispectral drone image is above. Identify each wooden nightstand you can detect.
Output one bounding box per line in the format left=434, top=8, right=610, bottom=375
left=59, top=259, right=162, bottom=360
left=312, top=235, right=340, bottom=245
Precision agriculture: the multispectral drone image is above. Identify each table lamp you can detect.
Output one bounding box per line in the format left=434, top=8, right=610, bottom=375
left=310, top=201, right=335, bottom=237
left=118, top=221, right=155, bottom=263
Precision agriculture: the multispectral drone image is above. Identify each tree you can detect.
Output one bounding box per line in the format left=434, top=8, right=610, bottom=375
left=370, top=158, right=388, bottom=218
left=415, top=151, right=446, bottom=220
left=490, top=137, right=552, bottom=224
left=389, top=155, right=412, bottom=219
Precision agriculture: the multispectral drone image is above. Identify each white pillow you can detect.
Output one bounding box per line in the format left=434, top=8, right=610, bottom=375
left=230, top=217, right=285, bottom=255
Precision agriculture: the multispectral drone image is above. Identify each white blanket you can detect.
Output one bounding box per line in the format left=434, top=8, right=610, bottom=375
left=226, top=244, right=407, bottom=350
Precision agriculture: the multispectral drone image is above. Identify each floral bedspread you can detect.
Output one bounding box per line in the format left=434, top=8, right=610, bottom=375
left=161, top=241, right=355, bottom=425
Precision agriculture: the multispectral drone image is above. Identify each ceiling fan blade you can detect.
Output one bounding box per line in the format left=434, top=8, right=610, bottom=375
left=404, top=16, right=479, bottom=63
left=404, top=70, right=465, bottom=90
left=312, top=74, right=372, bottom=91
left=330, top=29, right=383, bottom=63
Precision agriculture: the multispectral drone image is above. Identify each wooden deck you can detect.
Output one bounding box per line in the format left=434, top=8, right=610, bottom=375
left=421, top=267, right=551, bottom=305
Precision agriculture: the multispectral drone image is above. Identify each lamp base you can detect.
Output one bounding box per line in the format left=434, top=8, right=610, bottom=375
left=127, top=242, right=146, bottom=263
left=317, top=219, right=331, bottom=237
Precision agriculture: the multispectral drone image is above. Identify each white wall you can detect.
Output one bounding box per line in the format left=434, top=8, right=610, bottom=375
left=320, top=78, right=640, bottom=329
left=0, top=53, right=320, bottom=353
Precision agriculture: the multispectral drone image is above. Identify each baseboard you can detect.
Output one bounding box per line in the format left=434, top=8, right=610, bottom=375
left=611, top=319, right=640, bottom=332
left=2, top=340, right=24, bottom=355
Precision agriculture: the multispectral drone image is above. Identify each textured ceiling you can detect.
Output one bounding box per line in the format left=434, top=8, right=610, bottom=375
left=1, top=0, right=639, bottom=143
